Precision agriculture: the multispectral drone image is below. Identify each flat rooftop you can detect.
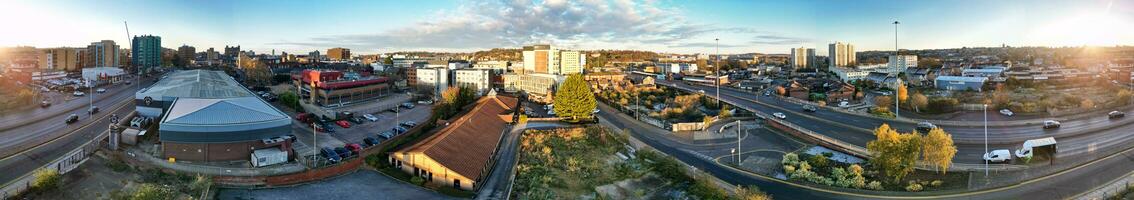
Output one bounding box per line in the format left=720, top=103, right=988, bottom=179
left=137, top=70, right=254, bottom=100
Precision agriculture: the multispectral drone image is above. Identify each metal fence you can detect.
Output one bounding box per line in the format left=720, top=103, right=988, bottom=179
left=1, top=130, right=106, bottom=199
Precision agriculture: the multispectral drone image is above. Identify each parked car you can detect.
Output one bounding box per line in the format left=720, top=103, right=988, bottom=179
left=364, top=137, right=381, bottom=146
left=96, top=88, right=106, bottom=93
left=87, top=106, right=99, bottom=114
left=401, top=102, right=415, bottom=109
left=802, top=105, right=817, bottom=112
left=1109, top=111, right=1126, bottom=119
left=417, top=100, right=434, bottom=104
left=983, top=149, right=1012, bottom=163
left=334, top=147, right=351, bottom=158
left=41, top=100, right=51, bottom=108
left=763, top=91, right=771, bottom=96
left=335, top=120, right=351, bottom=128
left=999, top=109, right=1014, bottom=116
left=349, top=117, right=365, bottom=124
left=698, top=89, right=706, bottom=94
left=772, top=112, right=786, bottom=119
left=1042, top=120, right=1061, bottom=129
left=321, top=147, right=341, bottom=163
left=393, top=126, right=408, bottom=134
left=379, top=131, right=394, bottom=139
left=345, top=144, right=362, bottom=155
left=916, top=121, right=937, bottom=132
left=400, top=121, right=418, bottom=127
left=838, top=101, right=850, bottom=108
left=65, top=114, right=79, bottom=124
left=363, top=114, right=379, bottom=121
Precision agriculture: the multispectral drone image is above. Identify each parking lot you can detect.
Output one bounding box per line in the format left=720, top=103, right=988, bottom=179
left=331, top=103, right=433, bottom=146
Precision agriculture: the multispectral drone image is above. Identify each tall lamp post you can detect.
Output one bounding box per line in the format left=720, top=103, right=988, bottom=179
left=984, top=104, right=989, bottom=177
left=893, top=20, right=900, bottom=119
left=715, top=38, right=721, bottom=106
left=736, top=120, right=742, bottom=166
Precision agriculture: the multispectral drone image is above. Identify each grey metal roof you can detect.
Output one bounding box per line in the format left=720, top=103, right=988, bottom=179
left=136, top=70, right=254, bottom=100
left=163, top=97, right=287, bottom=126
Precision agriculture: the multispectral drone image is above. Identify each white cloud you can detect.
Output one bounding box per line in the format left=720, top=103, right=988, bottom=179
left=271, top=0, right=795, bottom=53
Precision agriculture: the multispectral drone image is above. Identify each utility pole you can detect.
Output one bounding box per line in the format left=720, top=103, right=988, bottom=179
left=313, top=122, right=317, bottom=164
left=892, top=21, right=900, bottom=116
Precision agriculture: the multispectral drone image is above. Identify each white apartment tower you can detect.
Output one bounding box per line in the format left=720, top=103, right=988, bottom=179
left=522, top=44, right=585, bottom=75
left=828, top=42, right=856, bottom=69
left=790, top=47, right=816, bottom=69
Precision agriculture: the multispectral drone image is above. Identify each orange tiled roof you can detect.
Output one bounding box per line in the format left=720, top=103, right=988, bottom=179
left=399, top=95, right=517, bottom=180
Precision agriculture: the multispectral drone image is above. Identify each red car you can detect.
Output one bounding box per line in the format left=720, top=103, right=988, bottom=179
left=345, top=143, right=362, bottom=155
left=335, top=120, right=351, bottom=128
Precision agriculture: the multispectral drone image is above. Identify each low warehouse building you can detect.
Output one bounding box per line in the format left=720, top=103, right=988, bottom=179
left=136, top=70, right=293, bottom=162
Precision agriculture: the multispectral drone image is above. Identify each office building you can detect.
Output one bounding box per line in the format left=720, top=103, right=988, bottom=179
left=177, top=45, right=196, bottom=62
left=294, top=69, right=392, bottom=106
left=522, top=44, right=586, bottom=75
left=887, top=55, right=917, bottom=75
left=132, top=35, right=162, bottom=74
left=790, top=47, right=816, bottom=69
left=224, top=45, right=240, bottom=58
left=327, top=47, right=350, bottom=61
left=416, top=67, right=450, bottom=96
left=502, top=73, right=564, bottom=103
left=828, top=42, right=856, bottom=69
left=85, top=40, right=120, bottom=68
left=39, top=48, right=79, bottom=71
left=454, top=69, right=492, bottom=94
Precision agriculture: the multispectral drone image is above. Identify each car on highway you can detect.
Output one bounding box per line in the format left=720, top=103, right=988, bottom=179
left=1042, top=120, right=1061, bottom=129
left=802, top=105, right=817, bottom=112
left=321, top=147, right=341, bottom=163
left=87, top=106, right=99, bottom=114
left=96, top=88, right=106, bottom=93
left=916, top=121, right=937, bottom=132
left=1109, top=111, right=1126, bottom=119
left=1000, top=109, right=1014, bottom=116
left=363, top=114, right=379, bottom=121
left=335, top=120, right=351, bottom=128
left=73, top=91, right=85, bottom=96
left=983, top=149, right=1012, bottom=163
left=763, top=91, right=771, bottom=96
left=65, top=114, right=79, bottom=124
left=772, top=112, right=786, bottom=119
left=838, top=101, right=850, bottom=108
left=593, top=108, right=600, bottom=114
left=698, top=89, right=706, bottom=94
left=41, top=100, right=51, bottom=108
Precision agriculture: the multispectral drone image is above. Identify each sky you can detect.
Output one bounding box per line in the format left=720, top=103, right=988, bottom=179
left=1, top=0, right=1132, bottom=55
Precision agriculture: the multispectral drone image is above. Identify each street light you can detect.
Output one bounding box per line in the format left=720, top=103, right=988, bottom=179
left=736, top=120, right=742, bottom=167
left=893, top=20, right=900, bottom=119
left=984, top=104, right=989, bottom=177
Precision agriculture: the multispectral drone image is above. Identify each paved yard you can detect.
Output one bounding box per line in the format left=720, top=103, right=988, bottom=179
left=331, top=104, right=433, bottom=146
left=216, top=170, right=455, bottom=200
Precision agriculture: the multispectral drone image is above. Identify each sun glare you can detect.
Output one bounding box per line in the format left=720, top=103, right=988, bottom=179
left=1031, top=11, right=1129, bottom=47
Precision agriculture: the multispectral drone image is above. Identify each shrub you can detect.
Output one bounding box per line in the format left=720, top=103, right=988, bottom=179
left=867, top=181, right=884, bottom=190
left=851, top=175, right=867, bottom=189
left=798, top=161, right=811, bottom=172
left=809, top=154, right=829, bottom=168
left=848, top=164, right=864, bottom=176
left=133, top=183, right=175, bottom=200
left=410, top=177, right=425, bottom=185
left=781, top=153, right=800, bottom=166
left=905, top=183, right=924, bottom=192
left=783, top=165, right=796, bottom=174
left=930, top=180, right=944, bottom=187
left=31, top=169, right=61, bottom=192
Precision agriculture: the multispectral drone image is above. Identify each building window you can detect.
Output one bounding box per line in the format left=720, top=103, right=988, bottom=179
left=454, top=179, right=461, bottom=189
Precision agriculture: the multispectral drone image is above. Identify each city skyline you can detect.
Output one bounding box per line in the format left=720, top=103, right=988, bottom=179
left=1, top=0, right=1132, bottom=55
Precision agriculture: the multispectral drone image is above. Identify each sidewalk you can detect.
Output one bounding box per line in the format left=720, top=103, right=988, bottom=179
left=1073, top=172, right=1134, bottom=200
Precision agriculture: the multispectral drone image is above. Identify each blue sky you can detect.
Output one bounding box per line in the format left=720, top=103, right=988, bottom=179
left=2, top=0, right=1131, bottom=54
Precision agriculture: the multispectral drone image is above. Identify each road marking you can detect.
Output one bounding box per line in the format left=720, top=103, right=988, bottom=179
left=0, top=98, right=132, bottom=163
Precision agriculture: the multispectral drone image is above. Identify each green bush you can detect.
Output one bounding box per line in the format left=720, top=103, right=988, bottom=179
left=867, top=181, right=884, bottom=190
left=848, top=164, right=864, bottom=176
left=905, top=183, right=924, bottom=192
left=410, top=177, right=425, bottom=185
left=809, top=154, right=829, bottom=168
left=781, top=153, right=800, bottom=166
left=31, top=169, right=61, bottom=193
left=930, top=180, right=944, bottom=187
left=798, top=161, right=811, bottom=172
left=133, top=183, right=175, bottom=200
left=783, top=165, right=796, bottom=174
left=851, top=175, right=867, bottom=189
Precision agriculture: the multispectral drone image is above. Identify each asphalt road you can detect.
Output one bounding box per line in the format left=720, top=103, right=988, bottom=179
left=597, top=101, right=1134, bottom=199
left=658, top=79, right=1134, bottom=164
